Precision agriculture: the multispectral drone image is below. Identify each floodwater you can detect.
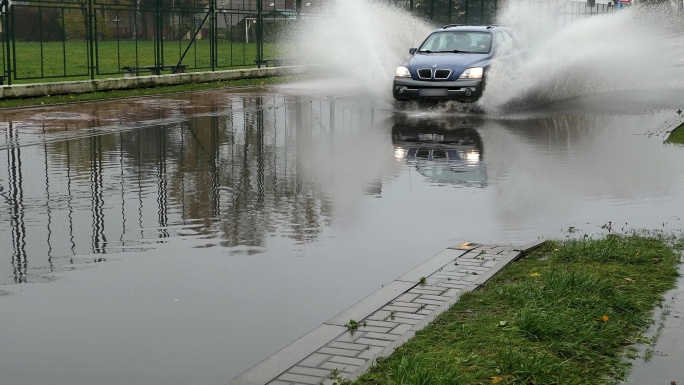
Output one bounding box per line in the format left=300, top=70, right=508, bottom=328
left=2, top=85, right=684, bottom=385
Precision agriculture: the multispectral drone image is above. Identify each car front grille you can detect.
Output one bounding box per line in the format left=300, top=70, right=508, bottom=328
left=417, top=68, right=452, bottom=80
left=434, top=69, right=452, bottom=80
left=417, top=69, right=432, bottom=79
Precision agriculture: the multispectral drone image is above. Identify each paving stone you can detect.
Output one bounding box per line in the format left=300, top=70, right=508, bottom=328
left=480, top=253, right=504, bottom=259
left=320, top=362, right=358, bottom=373
left=452, top=260, right=486, bottom=266
left=483, top=260, right=499, bottom=268
left=464, top=274, right=480, bottom=282
left=420, top=294, right=454, bottom=301
left=439, top=264, right=459, bottom=272
left=436, top=282, right=468, bottom=290
left=390, top=301, right=422, bottom=309
left=356, top=337, right=392, bottom=347
left=268, top=381, right=292, bottom=385
left=363, top=320, right=399, bottom=329
left=408, top=287, right=445, bottom=295
left=318, top=347, right=361, bottom=358
left=329, top=356, right=367, bottom=366
left=367, top=310, right=392, bottom=321
left=395, top=293, right=420, bottom=302
left=357, top=325, right=391, bottom=333
left=327, top=341, right=367, bottom=351
left=335, top=331, right=365, bottom=343
left=277, top=373, right=324, bottom=385
left=390, top=316, right=421, bottom=325
left=389, top=312, right=425, bottom=320
left=384, top=305, right=419, bottom=313
left=414, top=298, right=446, bottom=306
left=288, top=366, right=333, bottom=378
left=361, top=332, right=398, bottom=341
left=389, top=323, right=413, bottom=335
left=299, top=353, right=332, bottom=368
left=431, top=273, right=466, bottom=280
left=357, top=346, right=384, bottom=360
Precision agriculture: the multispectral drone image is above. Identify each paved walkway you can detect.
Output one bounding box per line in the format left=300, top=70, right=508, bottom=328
left=228, top=240, right=545, bottom=385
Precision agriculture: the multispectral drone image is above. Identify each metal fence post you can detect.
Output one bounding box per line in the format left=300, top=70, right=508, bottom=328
left=256, top=0, right=262, bottom=69
left=448, top=0, right=453, bottom=23
left=465, top=0, right=469, bottom=24
left=211, top=0, right=216, bottom=72
left=480, top=0, right=484, bottom=24
left=88, top=0, right=95, bottom=79
left=155, top=0, right=162, bottom=72
left=1, top=0, right=11, bottom=85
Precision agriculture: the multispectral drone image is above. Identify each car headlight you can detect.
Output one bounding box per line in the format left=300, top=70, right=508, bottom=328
left=458, top=67, right=484, bottom=79
left=395, top=66, right=411, bottom=78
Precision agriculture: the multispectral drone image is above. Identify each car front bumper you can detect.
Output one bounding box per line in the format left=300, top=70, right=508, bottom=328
left=393, top=78, right=483, bottom=101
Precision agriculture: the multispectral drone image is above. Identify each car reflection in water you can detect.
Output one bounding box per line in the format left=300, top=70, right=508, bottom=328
left=392, top=114, right=486, bottom=188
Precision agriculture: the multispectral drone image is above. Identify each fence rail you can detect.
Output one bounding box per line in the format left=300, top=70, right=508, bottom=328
left=0, top=0, right=614, bottom=85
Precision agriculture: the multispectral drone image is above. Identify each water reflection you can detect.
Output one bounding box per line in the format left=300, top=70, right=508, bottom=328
left=392, top=114, right=487, bottom=187
left=0, top=93, right=390, bottom=285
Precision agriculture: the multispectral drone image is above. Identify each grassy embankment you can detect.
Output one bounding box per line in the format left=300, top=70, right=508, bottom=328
left=352, top=233, right=682, bottom=385
left=666, top=121, right=684, bottom=145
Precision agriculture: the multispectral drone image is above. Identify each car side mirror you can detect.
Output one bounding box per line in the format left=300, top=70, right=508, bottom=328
left=409, top=48, right=417, bottom=55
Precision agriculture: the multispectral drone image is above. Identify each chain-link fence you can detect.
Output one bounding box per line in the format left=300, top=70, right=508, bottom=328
left=0, top=0, right=614, bottom=85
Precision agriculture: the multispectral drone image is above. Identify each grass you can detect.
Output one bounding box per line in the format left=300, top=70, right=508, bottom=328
left=1, top=40, right=286, bottom=83
left=353, top=232, right=682, bottom=385
left=0, top=75, right=298, bottom=109
left=666, top=121, right=684, bottom=146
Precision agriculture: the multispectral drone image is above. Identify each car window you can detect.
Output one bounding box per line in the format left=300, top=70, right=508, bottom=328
left=493, top=31, right=515, bottom=55
left=419, top=31, right=492, bottom=53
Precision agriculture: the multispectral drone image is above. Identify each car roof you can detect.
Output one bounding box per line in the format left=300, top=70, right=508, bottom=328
left=434, top=25, right=509, bottom=33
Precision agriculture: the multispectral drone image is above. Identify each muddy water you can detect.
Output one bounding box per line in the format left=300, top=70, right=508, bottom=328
left=2, top=87, right=684, bottom=385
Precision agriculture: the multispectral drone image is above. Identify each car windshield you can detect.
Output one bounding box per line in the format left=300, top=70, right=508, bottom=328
left=418, top=31, right=492, bottom=54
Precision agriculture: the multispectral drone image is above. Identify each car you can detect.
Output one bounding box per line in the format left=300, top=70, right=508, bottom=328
left=393, top=24, right=522, bottom=102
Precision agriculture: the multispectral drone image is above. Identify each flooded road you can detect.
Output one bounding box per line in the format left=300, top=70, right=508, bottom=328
left=2, top=86, right=684, bottom=385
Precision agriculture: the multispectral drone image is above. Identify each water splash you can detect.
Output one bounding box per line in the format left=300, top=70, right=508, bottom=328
left=282, top=0, right=433, bottom=102
left=479, top=1, right=684, bottom=112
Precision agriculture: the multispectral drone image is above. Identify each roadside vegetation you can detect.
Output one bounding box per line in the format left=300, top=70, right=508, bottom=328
left=0, top=75, right=296, bottom=109
left=353, top=232, right=682, bottom=385
left=666, top=122, right=684, bottom=146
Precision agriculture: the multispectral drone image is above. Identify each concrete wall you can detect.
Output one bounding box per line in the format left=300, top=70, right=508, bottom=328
left=0, top=66, right=306, bottom=100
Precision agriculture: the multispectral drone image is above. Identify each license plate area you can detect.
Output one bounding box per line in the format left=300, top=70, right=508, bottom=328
left=419, top=88, right=448, bottom=97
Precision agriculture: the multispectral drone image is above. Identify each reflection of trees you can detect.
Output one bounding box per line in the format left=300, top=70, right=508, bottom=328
left=0, top=95, right=341, bottom=283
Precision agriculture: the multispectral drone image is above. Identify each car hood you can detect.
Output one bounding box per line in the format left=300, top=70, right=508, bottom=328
left=404, top=52, right=491, bottom=79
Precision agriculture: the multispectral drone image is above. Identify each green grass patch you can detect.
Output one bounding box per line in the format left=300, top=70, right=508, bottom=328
left=354, top=233, right=682, bottom=385
left=2, top=40, right=285, bottom=82
left=666, top=122, right=684, bottom=146
left=0, top=75, right=297, bottom=109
